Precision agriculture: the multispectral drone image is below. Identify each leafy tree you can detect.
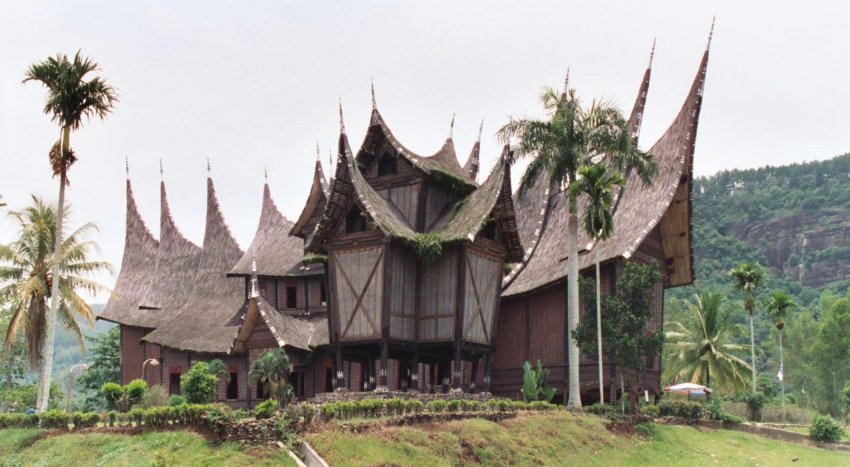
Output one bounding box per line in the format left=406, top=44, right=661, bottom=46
left=248, top=348, right=293, bottom=408
left=180, top=361, right=219, bottom=404
left=765, top=290, right=796, bottom=419
left=811, top=298, right=850, bottom=416
left=207, top=358, right=230, bottom=401
left=76, top=326, right=119, bottom=411
left=570, top=163, right=625, bottom=404
left=499, top=84, right=655, bottom=407
left=0, top=197, right=111, bottom=409
left=663, top=291, right=752, bottom=394
left=23, top=51, right=118, bottom=411
left=731, top=262, right=765, bottom=395
left=521, top=360, right=556, bottom=402
left=574, top=262, right=664, bottom=407
left=841, top=381, right=850, bottom=426
left=0, top=298, right=27, bottom=389
left=101, top=379, right=146, bottom=412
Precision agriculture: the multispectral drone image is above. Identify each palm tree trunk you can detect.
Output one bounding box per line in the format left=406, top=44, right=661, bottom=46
left=749, top=310, right=757, bottom=396
left=566, top=190, right=582, bottom=408
left=779, top=331, right=785, bottom=422
left=595, top=245, right=603, bottom=404
left=38, top=126, right=68, bottom=412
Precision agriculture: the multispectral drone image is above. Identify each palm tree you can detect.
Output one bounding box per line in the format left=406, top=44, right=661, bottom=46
left=248, top=348, right=293, bottom=408
left=498, top=86, right=654, bottom=407
left=730, top=262, right=765, bottom=396
left=0, top=197, right=112, bottom=397
left=208, top=358, right=230, bottom=401
left=664, top=292, right=753, bottom=393
left=765, top=291, right=796, bottom=420
left=23, top=51, right=118, bottom=411
left=569, top=163, right=625, bottom=404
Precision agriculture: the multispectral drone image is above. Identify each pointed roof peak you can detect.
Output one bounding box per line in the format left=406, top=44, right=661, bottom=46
left=264, top=166, right=268, bottom=183
left=125, top=156, right=130, bottom=178
left=707, top=16, right=716, bottom=50
left=315, top=141, right=321, bottom=162
left=477, top=119, right=484, bottom=142
left=159, top=159, right=164, bottom=180
left=206, top=157, right=211, bottom=176
left=448, top=113, right=455, bottom=139
left=338, top=98, right=346, bottom=134
left=370, top=78, right=377, bottom=109
left=649, top=38, right=656, bottom=69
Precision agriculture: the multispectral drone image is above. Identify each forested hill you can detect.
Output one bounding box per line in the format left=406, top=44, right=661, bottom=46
left=675, top=152, right=850, bottom=303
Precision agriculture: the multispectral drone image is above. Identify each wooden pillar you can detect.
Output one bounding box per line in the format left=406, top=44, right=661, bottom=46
left=379, top=341, right=389, bottom=388
left=453, top=247, right=467, bottom=390
left=410, top=350, right=420, bottom=391
left=245, top=352, right=252, bottom=410
left=483, top=352, right=494, bottom=394
left=334, top=345, right=344, bottom=390
left=469, top=357, right=480, bottom=393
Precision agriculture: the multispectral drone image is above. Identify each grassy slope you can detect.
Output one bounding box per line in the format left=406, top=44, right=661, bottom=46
left=307, top=413, right=850, bottom=467
left=0, top=429, right=297, bottom=467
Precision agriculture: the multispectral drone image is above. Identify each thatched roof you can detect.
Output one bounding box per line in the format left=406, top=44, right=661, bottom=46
left=133, top=181, right=203, bottom=324
left=142, top=177, right=246, bottom=353
left=98, top=179, right=160, bottom=327
left=290, top=160, right=329, bottom=239
left=229, top=183, right=306, bottom=277
left=228, top=294, right=328, bottom=354
left=307, top=127, right=521, bottom=261
left=462, top=138, right=481, bottom=181
left=503, top=47, right=708, bottom=296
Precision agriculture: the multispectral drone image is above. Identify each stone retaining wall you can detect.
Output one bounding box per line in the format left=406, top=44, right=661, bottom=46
left=221, top=418, right=280, bottom=446
left=308, top=389, right=494, bottom=403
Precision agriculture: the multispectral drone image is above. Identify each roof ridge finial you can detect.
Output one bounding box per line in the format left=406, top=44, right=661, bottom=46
left=370, top=78, right=377, bottom=109
left=159, top=159, right=164, bottom=180
left=125, top=156, right=129, bottom=178
left=477, top=119, right=484, bottom=143
left=563, top=67, right=570, bottom=96
left=264, top=166, right=268, bottom=182
left=206, top=157, right=211, bottom=175
left=316, top=141, right=321, bottom=162
left=707, top=16, right=716, bottom=50
left=448, top=113, right=455, bottom=139
left=339, top=98, right=346, bottom=134
left=649, top=37, right=656, bottom=69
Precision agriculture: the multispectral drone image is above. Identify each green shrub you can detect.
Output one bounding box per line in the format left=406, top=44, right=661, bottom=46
left=484, top=400, right=501, bottom=412
left=521, top=360, right=556, bottom=402
left=426, top=400, right=447, bottom=413
left=181, top=362, right=219, bottom=404
left=106, top=411, right=118, bottom=427
left=125, top=379, right=147, bottom=400
left=746, top=393, right=766, bottom=422
left=70, top=412, right=100, bottom=429
left=205, top=404, right=235, bottom=434
left=721, top=413, right=744, bottom=424
left=498, top=400, right=510, bottom=412
left=0, top=413, right=38, bottom=428
left=255, top=399, right=277, bottom=419
left=143, top=407, right=170, bottom=427
left=658, top=400, right=703, bottom=423
left=810, top=414, right=844, bottom=443
left=639, top=404, right=659, bottom=418
left=385, top=398, right=404, bottom=416
left=704, top=397, right=724, bottom=421
left=129, top=407, right=145, bottom=426
left=404, top=399, right=424, bottom=414
left=461, top=400, right=480, bottom=412
left=168, top=395, right=187, bottom=407
left=300, top=404, right=317, bottom=425
left=634, top=422, right=658, bottom=438
left=447, top=399, right=463, bottom=413
left=586, top=403, right=617, bottom=416
left=102, top=379, right=147, bottom=412
left=358, top=398, right=383, bottom=417
left=39, top=410, right=70, bottom=430
left=138, top=384, right=169, bottom=408
left=322, top=403, right=338, bottom=420
left=531, top=401, right=557, bottom=411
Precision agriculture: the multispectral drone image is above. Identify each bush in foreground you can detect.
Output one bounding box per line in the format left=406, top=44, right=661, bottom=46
left=810, top=414, right=844, bottom=443
left=658, top=400, right=703, bottom=423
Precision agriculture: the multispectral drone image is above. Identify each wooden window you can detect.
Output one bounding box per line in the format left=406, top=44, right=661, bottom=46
left=226, top=371, right=238, bottom=400
left=286, top=285, right=297, bottom=309
left=346, top=206, right=367, bottom=233
left=169, top=372, right=181, bottom=395
left=377, top=152, right=397, bottom=176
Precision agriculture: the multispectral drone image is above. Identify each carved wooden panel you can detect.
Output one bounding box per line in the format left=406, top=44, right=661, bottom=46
left=387, top=244, right=416, bottom=341
left=331, top=246, right=385, bottom=340
left=419, top=246, right=458, bottom=341
left=462, top=251, right=501, bottom=344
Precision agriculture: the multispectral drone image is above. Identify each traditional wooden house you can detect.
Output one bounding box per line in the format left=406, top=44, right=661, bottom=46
left=100, top=37, right=711, bottom=407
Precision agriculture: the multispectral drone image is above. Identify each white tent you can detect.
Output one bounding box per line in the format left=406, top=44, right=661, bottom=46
left=664, top=383, right=712, bottom=397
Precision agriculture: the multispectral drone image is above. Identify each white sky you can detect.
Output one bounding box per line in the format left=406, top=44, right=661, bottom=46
left=1, top=1, right=849, bottom=301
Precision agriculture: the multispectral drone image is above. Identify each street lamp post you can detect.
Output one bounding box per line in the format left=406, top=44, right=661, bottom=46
left=143, top=358, right=160, bottom=383
left=65, top=364, right=90, bottom=413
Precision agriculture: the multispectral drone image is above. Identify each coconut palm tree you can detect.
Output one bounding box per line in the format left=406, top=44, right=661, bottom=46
left=765, top=290, right=796, bottom=420
left=0, top=197, right=112, bottom=394
left=664, top=292, right=753, bottom=393
left=207, top=358, right=230, bottom=401
left=730, top=262, right=765, bottom=396
left=248, top=348, right=293, bottom=408
left=23, top=51, right=118, bottom=411
left=498, top=86, right=654, bottom=407
left=569, top=163, right=625, bottom=404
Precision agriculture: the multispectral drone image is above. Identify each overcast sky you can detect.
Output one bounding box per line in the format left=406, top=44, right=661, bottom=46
left=1, top=1, right=849, bottom=301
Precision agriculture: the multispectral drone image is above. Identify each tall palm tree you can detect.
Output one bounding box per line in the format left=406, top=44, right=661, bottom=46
left=569, top=163, right=625, bottom=404
left=730, top=262, right=765, bottom=396
left=0, top=197, right=111, bottom=390
left=23, top=51, right=118, bottom=411
left=207, top=358, right=230, bottom=401
left=498, top=86, right=654, bottom=407
left=765, top=290, right=796, bottom=420
left=248, top=348, right=293, bottom=408
left=664, top=292, right=753, bottom=393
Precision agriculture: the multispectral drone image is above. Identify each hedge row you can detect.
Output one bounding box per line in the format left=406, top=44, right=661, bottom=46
left=658, top=400, right=704, bottom=423
left=0, top=404, right=233, bottom=432
left=311, top=398, right=558, bottom=422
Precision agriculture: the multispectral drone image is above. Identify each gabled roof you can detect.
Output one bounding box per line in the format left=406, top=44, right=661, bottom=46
left=307, top=124, right=522, bottom=261
left=229, top=183, right=305, bottom=277
left=134, top=181, right=203, bottom=324
left=504, top=44, right=708, bottom=296
left=290, top=159, right=329, bottom=239
left=228, top=294, right=327, bottom=354
left=142, top=177, right=246, bottom=353
left=461, top=123, right=483, bottom=181
left=98, top=178, right=160, bottom=327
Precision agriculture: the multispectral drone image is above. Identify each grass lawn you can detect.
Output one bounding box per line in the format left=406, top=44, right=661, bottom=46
left=0, top=429, right=297, bottom=467
left=307, top=412, right=850, bottom=466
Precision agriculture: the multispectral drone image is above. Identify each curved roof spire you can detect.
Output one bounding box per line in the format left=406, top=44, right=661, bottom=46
left=316, top=141, right=321, bottom=162
left=448, top=113, right=455, bottom=139
left=339, top=98, right=346, bottom=134
left=125, top=156, right=129, bottom=178
left=649, top=37, right=656, bottom=69
left=462, top=119, right=483, bottom=180
left=159, top=159, right=164, bottom=180
left=370, top=78, right=377, bottom=109
left=206, top=157, right=211, bottom=174
left=707, top=16, right=716, bottom=50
